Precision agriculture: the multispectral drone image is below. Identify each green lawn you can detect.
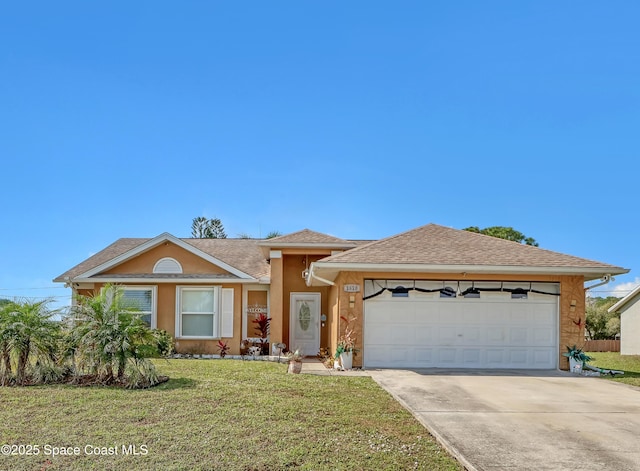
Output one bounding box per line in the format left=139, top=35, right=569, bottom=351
left=0, top=360, right=461, bottom=471
left=585, top=352, right=640, bottom=388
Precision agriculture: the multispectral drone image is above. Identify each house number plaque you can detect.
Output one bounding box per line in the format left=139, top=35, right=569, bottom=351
left=343, top=284, right=360, bottom=293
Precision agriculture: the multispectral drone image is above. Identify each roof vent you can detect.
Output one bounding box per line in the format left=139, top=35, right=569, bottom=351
left=153, top=257, right=183, bottom=274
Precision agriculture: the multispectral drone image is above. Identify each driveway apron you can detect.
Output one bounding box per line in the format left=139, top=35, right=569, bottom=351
left=371, top=369, right=640, bottom=471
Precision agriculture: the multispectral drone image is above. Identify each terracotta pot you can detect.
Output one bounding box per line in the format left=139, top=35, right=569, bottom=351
left=288, top=360, right=302, bottom=374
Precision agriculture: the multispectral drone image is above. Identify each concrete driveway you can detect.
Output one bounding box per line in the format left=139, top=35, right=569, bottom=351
left=371, top=369, right=640, bottom=471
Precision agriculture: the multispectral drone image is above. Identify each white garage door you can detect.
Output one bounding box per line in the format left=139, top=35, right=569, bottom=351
left=364, top=282, right=559, bottom=369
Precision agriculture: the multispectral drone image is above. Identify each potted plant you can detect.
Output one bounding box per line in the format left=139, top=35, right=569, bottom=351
left=252, top=313, right=271, bottom=355
left=563, top=345, right=593, bottom=373
left=335, top=315, right=358, bottom=370
left=285, top=348, right=304, bottom=374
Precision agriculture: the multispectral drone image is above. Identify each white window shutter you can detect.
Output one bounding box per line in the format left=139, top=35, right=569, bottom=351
left=220, top=288, right=234, bottom=338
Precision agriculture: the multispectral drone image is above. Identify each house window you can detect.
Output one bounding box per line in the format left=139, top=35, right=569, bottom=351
left=121, top=286, right=156, bottom=328
left=153, top=257, right=183, bottom=274
left=177, top=287, right=218, bottom=338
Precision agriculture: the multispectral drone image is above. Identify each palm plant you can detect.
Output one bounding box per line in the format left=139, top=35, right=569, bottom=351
left=0, top=298, right=60, bottom=385
left=70, top=284, right=160, bottom=386
left=0, top=303, right=13, bottom=385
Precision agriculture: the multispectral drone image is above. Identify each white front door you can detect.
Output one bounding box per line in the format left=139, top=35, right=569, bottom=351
left=289, top=292, right=321, bottom=356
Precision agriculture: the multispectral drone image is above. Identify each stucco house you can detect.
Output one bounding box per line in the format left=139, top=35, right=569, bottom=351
left=54, top=223, right=628, bottom=370
left=608, top=285, right=640, bottom=355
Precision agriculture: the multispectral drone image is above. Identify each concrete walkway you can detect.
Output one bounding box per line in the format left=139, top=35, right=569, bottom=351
left=370, top=369, right=640, bottom=471
left=299, top=358, right=370, bottom=376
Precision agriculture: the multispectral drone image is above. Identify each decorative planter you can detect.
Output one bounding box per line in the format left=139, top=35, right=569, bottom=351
left=569, top=357, right=583, bottom=374
left=340, top=351, right=353, bottom=370
left=288, top=360, right=302, bottom=374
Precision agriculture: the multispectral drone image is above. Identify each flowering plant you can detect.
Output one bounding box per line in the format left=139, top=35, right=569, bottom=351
left=335, top=315, right=358, bottom=358
left=285, top=348, right=304, bottom=362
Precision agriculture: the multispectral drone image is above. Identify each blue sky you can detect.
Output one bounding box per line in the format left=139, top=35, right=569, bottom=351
left=1, top=2, right=638, bottom=309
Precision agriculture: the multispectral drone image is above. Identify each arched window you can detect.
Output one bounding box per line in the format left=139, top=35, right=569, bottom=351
left=153, top=257, right=183, bottom=274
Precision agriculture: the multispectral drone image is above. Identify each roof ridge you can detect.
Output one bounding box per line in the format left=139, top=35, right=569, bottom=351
left=325, top=223, right=439, bottom=261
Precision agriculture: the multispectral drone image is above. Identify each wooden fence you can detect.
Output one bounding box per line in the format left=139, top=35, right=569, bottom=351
left=583, top=340, right=620, bottom=352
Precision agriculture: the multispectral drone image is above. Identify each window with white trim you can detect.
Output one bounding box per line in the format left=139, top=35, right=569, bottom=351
left=121, top=286, right=157, bottom=328
left=177, top=287, right=218, bottom=338
left=176, top=286, right=234, bottom=339
left=153, top=257, right=183, bottom=274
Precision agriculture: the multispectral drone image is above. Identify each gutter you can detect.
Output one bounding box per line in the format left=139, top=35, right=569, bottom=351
left=584, top=274, right=614, bottom=292
left=310, top=262, right=628, bottom=280
left=306, top=265, right=335, bottom=286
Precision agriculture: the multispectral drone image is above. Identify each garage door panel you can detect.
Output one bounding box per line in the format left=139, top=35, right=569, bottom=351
left=391, top=325, right=413, bottom=343
left=486, top=349, right=505, bottom=365
left=438, top=303, right=461, bottom=321
left=487, top=310, right=505, bottom=323
left=487, top=328, right=506, bottom=343
left=462, top=349, right=481, bottom=365
left=415, top=348, right=433, bottom=363
left=415, top=326, right=433, bottom=343
left=366, top=324, right=390, bottom=344
left=533, top=349, right=553, bottom=366
left=533, top=308, right=555, bottom=324
left=437, top=349, right=457, bottom=364
left=392, top=309, right=415, bottom=324
left=364, top=289, right=558, bottom=369
left=390, top=348, right=411, bottom=363
left=509, top=310, right=528, bottom=323
left=510, top=327, right=528, bottom=344
left=460, top=326, right=482, bottom=343
left=533, top=327, right=554, bottom=344
left=509, top=350, right=529, bottom=365
left=438, top=327, right=458, bottom=345
left=366, top=346, right=389, bottom=364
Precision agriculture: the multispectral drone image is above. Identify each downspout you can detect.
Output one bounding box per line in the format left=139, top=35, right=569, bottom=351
left=307, top=265, right=335, bottom=287
left=584, top=274, right=614, bottom=292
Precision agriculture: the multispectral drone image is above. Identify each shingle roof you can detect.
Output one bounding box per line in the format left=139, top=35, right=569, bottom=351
left=54, top=237, right=270, bottom=281
left=54, top=238, right=147, bottom=282
left=321, top=223, right=626, bottom=271
left=263, top=229, right=356, bottom=246
left=186, top=238, right=270, bottom=279
left=55, top=224, right=627, bottom=284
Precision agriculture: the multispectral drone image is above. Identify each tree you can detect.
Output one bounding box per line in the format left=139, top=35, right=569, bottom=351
left=69, top=284, right=160, bottom=387
left=585, top=296, right=620, bottom=340
left=264, top=231, right=282, bottom=239
left=464, top=226, right=539, bottom=246
left=191, top=216, right=227, bottom=239
left=0, top=298, right=61, bottom=385
left=236, top=230, right=282, bottom=239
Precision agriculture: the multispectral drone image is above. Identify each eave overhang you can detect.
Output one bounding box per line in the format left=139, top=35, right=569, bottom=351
left=306, top=262, right=630, bottom=286
left=70, top=233, right=255, bottom=282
